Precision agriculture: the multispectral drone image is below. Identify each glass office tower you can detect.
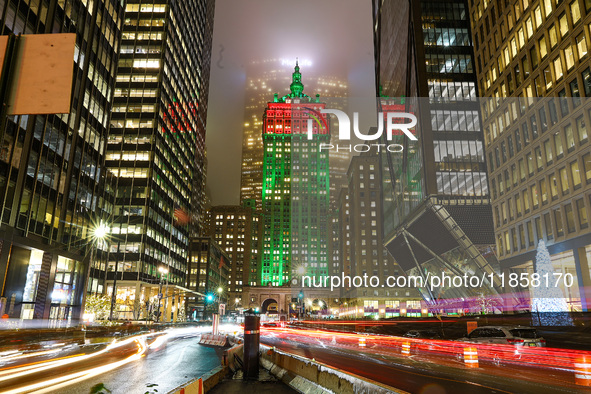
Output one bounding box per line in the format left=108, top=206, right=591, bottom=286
left=374, top=0, right=501, bottom=308
left=91, top=0, right=215, bottom=320
left=0, top=0, right=124, bottom=323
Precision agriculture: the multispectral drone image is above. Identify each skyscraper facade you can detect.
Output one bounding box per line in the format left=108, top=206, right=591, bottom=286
left=472, top=0, right=591, bottom=310
left=209, top=199, right=262, bottom=309
left=335, top=153, right=422, bottom=317
left=186, top=236, right=229, bottom=320
left=240, top=58, right=348, bottom=211
left=0, top=0, right=124, bottom=323
left=374, top=0, right=501, bottom=306
left=91, top=0, right=215, bottom=319
left=260, top=63, right=330, bottom=286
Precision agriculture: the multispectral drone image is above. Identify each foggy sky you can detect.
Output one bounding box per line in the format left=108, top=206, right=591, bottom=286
left=205, top=0, right=376, bottom=206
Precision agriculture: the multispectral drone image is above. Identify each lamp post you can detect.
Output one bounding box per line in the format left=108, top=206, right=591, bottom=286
left=157, top=266, right=168, bottom=323
left=92, top=221, right=124, bottom=322
left=298, top=290, right=304, bottom=320
left=217, top=286, right=223, bottom=315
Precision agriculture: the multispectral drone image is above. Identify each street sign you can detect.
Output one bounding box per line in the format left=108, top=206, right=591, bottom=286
left=158, top=293, right=163, bottom=299
left=219, top=303, right=226, bottom=315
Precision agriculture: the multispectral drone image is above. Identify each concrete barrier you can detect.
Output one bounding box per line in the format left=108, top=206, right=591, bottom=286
left=260, top=345, right=409, bottom=394
left=168, top=365, right=228, bottom=394
left=223, top=343, right=244, bottom=371
left=199, top=334, right=228, bottom=347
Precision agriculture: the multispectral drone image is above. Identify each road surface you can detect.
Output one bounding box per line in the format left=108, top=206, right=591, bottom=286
left=0, top=328, right=221, bottom=394
left=260, top=327, right=591, bottom=393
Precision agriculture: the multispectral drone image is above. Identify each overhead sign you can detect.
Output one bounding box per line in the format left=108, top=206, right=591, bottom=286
left=6, top=33, right=76, bottom=115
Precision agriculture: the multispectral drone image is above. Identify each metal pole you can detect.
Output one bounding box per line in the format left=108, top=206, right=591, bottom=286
left=109, top=240, right=120, bottom=321
left=157, top=275, right=163, bottom=323
left=164, top=273, right=169, bottom=322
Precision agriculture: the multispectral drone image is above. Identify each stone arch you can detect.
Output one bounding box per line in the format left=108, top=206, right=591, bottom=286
left=261, top=298, right=279, bottom=314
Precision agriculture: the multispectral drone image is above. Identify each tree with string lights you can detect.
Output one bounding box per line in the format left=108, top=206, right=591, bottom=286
left=531, top=240, right=573, bottom=326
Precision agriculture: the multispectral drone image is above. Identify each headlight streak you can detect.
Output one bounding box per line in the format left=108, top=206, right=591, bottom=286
left=0, top=338, right=149, bottom=394
left=0, top=327, right=215, bottom=393
left=0, top=349, right=62, bottom=365
left=0, top=353, right=87, bottom=378
left=0, top=333, right=157, bottom=393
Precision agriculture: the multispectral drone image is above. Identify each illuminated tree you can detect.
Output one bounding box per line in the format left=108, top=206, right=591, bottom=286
left=531, top=240, right=573, bottom=326
left=84, top=294, right=111, bottom=323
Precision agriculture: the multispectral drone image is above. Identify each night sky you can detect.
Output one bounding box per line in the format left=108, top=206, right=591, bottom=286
left=205, top=0, right=376, bottom=205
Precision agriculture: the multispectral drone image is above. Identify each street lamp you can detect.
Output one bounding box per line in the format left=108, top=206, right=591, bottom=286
left=91, top=223, right=119, bottom=322
left=93, top=222, right=108, bottom=240
left=157, top=267, right=168, bottom=323
left=91, top=222, right=123, bottom=322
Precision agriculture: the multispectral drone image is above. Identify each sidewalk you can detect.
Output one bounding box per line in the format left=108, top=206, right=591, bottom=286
left=208, top=368, right=297, bottom=394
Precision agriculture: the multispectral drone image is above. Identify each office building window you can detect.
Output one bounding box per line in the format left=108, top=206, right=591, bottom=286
left=577, top=33, right=588, bottom=59
left=565, top=204, right=575, bottom=233
left=544, top=212, right=554, bottom=240
left=577, top=115, right=587, bottom=143
left=560, top=167, right=569, bottom=194
left=571, top=1, right=581, bottom=24
left=583, top=68, right=591, bottom=96
left=554, top=208, right=564, bottom=237
left=571, top=160, right=582, bottom=188
left=553, top=56, right=563, bottom=81
left=583, top=153, right=591, bottom=182
left=555, top=132, right=564, bottom=159
left=549, top=24, right=558, bottom=48
left=559, top=13, right=569, bottom=37
left=577, top=198, right=589, bottom=228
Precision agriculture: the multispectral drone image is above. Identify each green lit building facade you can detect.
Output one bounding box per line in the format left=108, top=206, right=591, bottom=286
left=260, top=64, right=330, bottom=286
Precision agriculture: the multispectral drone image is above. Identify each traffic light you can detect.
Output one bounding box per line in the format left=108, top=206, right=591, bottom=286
left=206, top=294, right=214, bottom=302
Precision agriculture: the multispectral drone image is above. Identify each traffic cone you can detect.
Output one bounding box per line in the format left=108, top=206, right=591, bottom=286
left=464, top=346, right=478, bottom=368
left=401, top=341, right=410, bottom=356
left=575, top=355, right=591, bottom=386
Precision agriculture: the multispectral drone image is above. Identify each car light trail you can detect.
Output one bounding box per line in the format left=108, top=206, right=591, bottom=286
left=0, top=353, right=87, bottom=378
left=260, top=326, right=591, bottom=374
left=0, top=332, right=161, bottom=393
left=0, top=337, right=149, bottom=394
left=0, top=349, right=62, bottom=365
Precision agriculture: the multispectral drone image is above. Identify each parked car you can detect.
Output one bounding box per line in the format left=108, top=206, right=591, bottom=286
left=403, top=330, right=441, bottom=339
left=458, top=326, right=546, bottom=347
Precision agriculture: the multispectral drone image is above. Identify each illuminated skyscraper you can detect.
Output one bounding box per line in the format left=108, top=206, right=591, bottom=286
left=473, top=0, right=591, bottom=310
left=240, top=58, right=348, bottom=211
left=260, top=63, right=330, bottom=286
left=94, top=0, right=215, bottom=320
left=0, top=0, right=124, bottom=322
left=374, top=0, right=502, bottom=306
left=209, top=200, right=262, bottom=308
